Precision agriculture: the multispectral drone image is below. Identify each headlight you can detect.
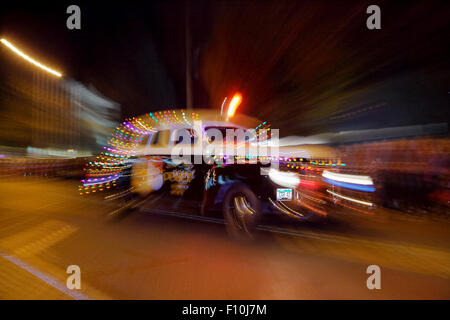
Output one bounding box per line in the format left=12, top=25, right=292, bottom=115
left=268, top=168, right=300, bottom=188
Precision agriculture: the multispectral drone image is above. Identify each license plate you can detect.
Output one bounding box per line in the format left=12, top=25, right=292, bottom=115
left=276, top=188, right=293, bottom=201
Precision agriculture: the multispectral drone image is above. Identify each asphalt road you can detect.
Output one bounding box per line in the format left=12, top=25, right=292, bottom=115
left=0, top=179, right=449, bottom=299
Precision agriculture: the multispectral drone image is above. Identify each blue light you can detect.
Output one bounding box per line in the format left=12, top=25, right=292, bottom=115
left=323, top=179, right=375, bottom=192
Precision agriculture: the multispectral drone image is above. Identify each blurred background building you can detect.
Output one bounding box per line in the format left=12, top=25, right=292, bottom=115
left=0, top=43, right=120, bottom=159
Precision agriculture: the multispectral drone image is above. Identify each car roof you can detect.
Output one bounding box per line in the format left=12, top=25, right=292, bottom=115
left=131, top=108, right=264, bottom=132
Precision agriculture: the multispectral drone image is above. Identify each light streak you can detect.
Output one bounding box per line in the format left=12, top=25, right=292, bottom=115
left=323, top=178, right=375, bottom=192
left=1, top=38, right=62, bottom=77
left=220, top=97, right=227, bottom=116
left=227, top=93, right=242, bottom=119
left=268, top=168, right=300, bottom=188
left=327, top=189, right=373, bottom=207
left=322, top=170, right=374, bottom=185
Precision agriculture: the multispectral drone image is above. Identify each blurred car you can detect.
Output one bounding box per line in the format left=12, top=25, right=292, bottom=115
left=124, top=109, right=346, bottom=237
left=81, top=109, right=377, bottom=237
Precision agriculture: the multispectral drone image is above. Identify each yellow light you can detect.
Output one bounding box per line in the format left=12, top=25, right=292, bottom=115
left=227, top=92, right=242, bottom=119
left=1, top=38, right=62, bottom=77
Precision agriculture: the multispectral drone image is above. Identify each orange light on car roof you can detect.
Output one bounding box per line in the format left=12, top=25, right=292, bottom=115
left=227, top=92, right=242, bottom=120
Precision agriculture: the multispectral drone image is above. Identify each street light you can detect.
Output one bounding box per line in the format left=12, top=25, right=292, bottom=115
left=1, top=38, right=62, bottom=77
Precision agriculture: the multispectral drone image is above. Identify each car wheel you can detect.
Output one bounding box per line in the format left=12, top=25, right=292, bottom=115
left=223, top=183, right=261, bottom=239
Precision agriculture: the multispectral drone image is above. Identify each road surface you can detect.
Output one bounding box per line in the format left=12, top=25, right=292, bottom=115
left=0, top=178, right=449, bottom=299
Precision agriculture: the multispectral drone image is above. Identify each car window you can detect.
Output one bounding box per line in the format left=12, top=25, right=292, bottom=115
left=140, top=134, right=152, bottom=147
left=173, top=128, right=199, bottom=145
left=152, top=130, right=170, bottom=146
left=151, top=131, right=160, bottom=145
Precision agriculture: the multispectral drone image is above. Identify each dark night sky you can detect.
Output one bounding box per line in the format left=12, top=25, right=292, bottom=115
left=1, top=0, right=449, bottom=135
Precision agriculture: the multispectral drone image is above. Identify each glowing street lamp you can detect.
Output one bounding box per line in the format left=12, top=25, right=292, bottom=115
left=1, top=38, right=62, bottom=77
left=227, top=92, right=242, bottom=120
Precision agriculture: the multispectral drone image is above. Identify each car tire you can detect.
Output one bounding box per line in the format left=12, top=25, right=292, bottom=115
left=222, top=183, right=261, bottom=240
